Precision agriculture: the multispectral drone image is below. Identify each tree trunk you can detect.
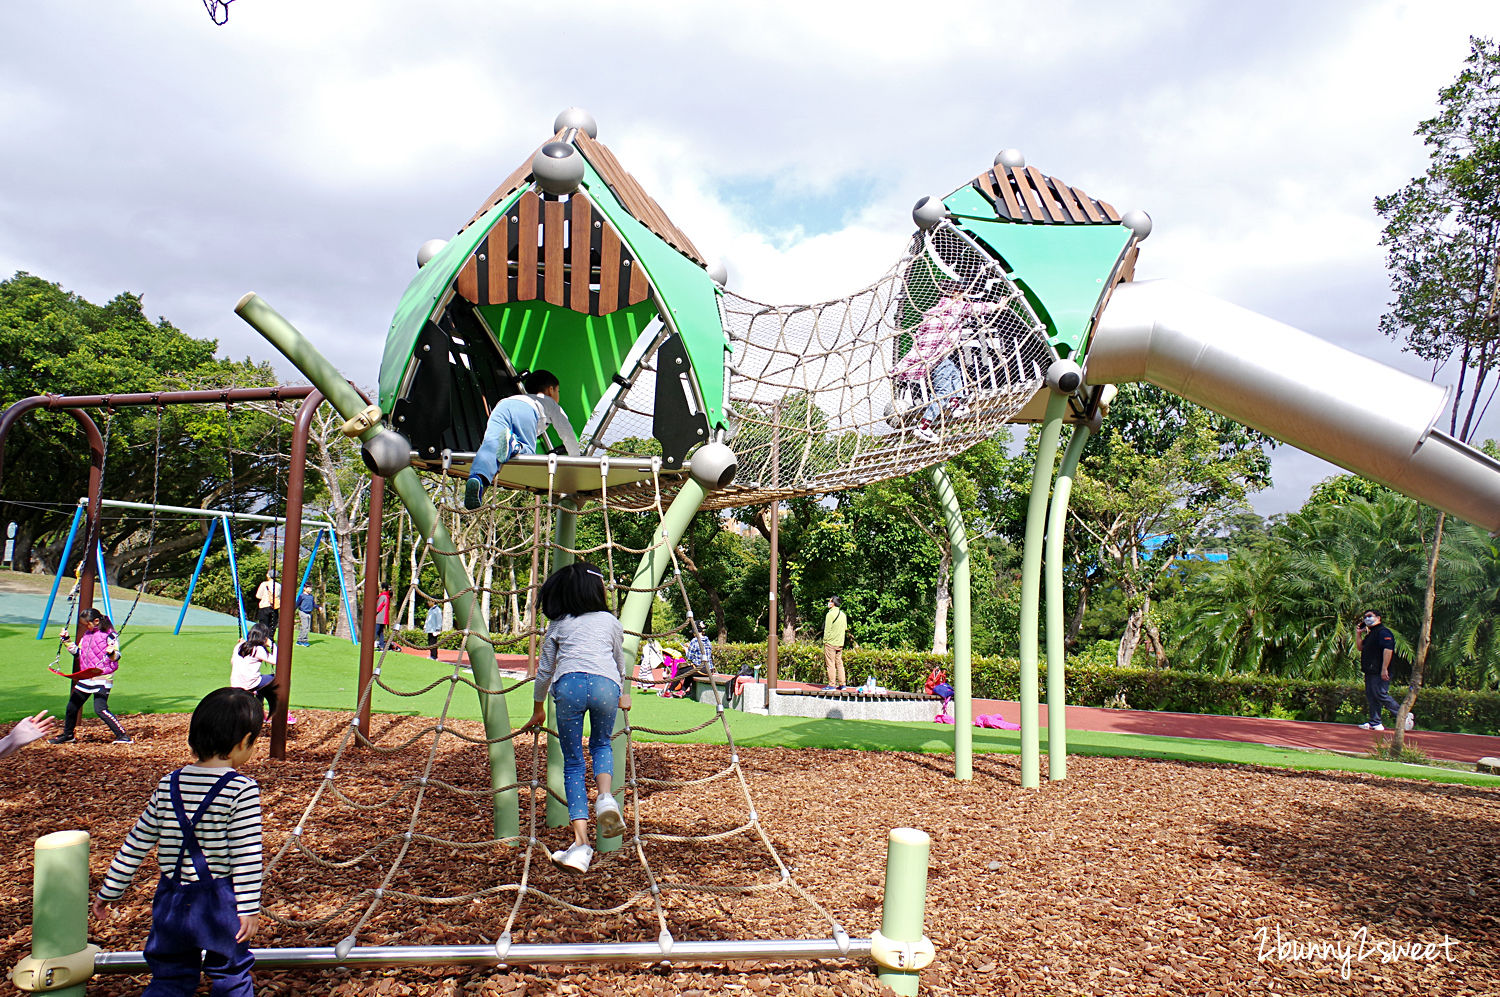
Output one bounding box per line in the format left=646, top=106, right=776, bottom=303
left=932, top=543, right=952, bottom=655
left=1393, top=511, right=1444, bottom=752
left=1117, top=592, right=1151, bottom=668
left=13, top=518, right=36, bottom=573
left=1065, top=575, right=1091, bottom=648
left=780, top=574, right=798, bottom=644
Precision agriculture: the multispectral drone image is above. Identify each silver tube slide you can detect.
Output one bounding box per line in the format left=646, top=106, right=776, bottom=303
left=1086, top=279, right=1500, bottom=533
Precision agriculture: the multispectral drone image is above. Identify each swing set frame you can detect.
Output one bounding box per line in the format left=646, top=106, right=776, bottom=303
left=0, top=384, right=376, bottom=759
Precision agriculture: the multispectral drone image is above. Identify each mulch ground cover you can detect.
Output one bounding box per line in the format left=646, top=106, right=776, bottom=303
left=2, top=709, right=1497, bottom=996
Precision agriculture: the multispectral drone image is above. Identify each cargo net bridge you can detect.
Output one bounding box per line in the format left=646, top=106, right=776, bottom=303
left=597, top=222, right=1056, bottom=509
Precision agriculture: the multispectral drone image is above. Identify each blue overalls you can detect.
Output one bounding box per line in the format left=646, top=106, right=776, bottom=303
left=143, top=770, right=254, bottom=996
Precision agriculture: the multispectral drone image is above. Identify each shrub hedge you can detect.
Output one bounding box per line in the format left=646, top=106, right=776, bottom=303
left=706, top=642, right=1500, bottom=736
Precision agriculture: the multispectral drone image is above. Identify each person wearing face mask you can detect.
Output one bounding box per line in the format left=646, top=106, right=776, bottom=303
left=1354, top=610, right=1413, bottom=732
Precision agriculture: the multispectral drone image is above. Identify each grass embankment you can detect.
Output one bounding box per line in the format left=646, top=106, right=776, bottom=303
left=3, top=624, right=1497, bottom=788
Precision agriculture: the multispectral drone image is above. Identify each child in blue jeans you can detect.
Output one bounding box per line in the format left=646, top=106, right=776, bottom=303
left=95, top=688, right=265, bottom=996
left=464, top=370, right=581, bottom=509
left=525, top=561, right=630, bottom=873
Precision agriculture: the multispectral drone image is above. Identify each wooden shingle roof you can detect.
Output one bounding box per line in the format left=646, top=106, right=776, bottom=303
left=970, top=163, right=1120, bottom=224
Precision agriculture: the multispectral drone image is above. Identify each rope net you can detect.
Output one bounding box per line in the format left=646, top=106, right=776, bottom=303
left=261, top=461, right=845, bottom=954
left=592, top=222, right=1055, bottom=509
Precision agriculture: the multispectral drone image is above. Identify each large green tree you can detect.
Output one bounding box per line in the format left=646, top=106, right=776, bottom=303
left=1374, top=36, right=1500, bottom=747
left=0, top=272, right=281, bottom=612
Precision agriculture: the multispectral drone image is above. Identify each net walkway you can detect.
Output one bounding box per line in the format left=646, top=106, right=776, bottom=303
left=594, top=222, right=1056, bottom=508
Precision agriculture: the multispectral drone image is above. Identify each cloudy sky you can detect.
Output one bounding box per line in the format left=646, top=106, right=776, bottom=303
left=1, top=0, right=1493, bottom=515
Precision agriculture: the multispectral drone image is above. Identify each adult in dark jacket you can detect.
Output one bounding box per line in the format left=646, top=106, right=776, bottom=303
left=1355, top=609, right=1413, bottom=732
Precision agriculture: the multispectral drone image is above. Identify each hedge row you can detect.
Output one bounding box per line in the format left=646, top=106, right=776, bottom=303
left=706, top=642, right=1500, bottom=736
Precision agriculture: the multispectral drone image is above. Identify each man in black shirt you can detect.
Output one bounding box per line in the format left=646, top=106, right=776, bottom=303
left=1355, top=609, right=1413, bottom=732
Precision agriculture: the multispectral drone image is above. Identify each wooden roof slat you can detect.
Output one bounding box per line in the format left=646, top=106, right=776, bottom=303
left=458, top=133, right=560, bottom=235
left=1071, top=184, right=1104, bottom=223
left=1048, top=179, right=1088, bottom=223
left=569, top=199, right=593, bottom=313
left=1026, top=166, right=1066, bottom=222
left=487, top=213, right=511, bottom=305
left=1010, top=166, right=1045, bottom=221
left=597, top=225, right=621, bottom=316
left=575, top=132, right=706, bottom=263
left=994, top=168, right=1025, bottom=220
left=627, top=255, right=649, bottom=305
left=542, top=198, right=566, bottom=306
left=1098, top=198, right=1121, bottom=222
left=515, top=191, right=540, bottom=301
left=455, top=256, right=479, bottom=303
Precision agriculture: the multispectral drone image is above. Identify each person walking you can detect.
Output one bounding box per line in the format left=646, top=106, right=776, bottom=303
left=294, top=586, right=316, bottom=647
left=423, top=602, right=444, bottom=661
left=253, top=571, right=280, bottom=632
left=1355, top=609, right=1414, bottom=732
left=822, top=597, right=849, bottom=690
left=374, top=583, right=392, bottom=651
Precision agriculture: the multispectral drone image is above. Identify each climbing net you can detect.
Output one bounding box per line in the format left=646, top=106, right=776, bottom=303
left=592, top=222, right=1055, bottom=509
left=260, top=459, right=847, bottom=955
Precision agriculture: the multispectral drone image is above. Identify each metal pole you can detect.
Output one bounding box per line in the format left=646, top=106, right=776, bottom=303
left=271, top=390, right=323, bottom=760
left=221, top=515, right=249, bottom=640
left=94, top=498, right=332, bottom=530
left=330, top=529, right=357, bottom=645
left=928, top=466, right=971, bottom=781
left=297, top=528, right=324, bottom=593
left=356, top=474, right=384, bottom=744
left=1019, top=391, right=1067, bottom=789
left=553, top=500, right=577, bottom=569
left=237, top=292, right=518, bottom=841
left=95, top=936, right=873, bottom=972
left=37, top=502, right=84, bottom=639
left=23, top=830, right=91, bottom=997
left=1045, top=424, right=1091, bottom=782
left=175, top=517, right=219, bottom=636
left=877, top=827, right=932, bottom=997
left=767, top=498, right=779, bottom=696
left=94, top=544, right=114, bottom=622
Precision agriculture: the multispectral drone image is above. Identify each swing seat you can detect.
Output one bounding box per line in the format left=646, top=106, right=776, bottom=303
left=49, top=666, right=104, bottom=681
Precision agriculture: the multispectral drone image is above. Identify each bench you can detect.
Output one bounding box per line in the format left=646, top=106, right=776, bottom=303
left=767, top=688, right=942, bottom=722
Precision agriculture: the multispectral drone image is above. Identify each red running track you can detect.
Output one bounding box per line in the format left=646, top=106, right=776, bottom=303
left=405, top=647, right=1500, bottom=764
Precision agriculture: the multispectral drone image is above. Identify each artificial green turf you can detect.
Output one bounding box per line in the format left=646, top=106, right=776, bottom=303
left=5, top=624, right=1498, bottom=788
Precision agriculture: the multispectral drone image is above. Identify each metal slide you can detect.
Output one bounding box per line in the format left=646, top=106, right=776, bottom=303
left=1085, top=279, right=1500, bottom=534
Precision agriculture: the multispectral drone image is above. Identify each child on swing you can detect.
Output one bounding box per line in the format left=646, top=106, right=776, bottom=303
left=94, top=687, right=264, bottom=996
left=464, top=370, right=581, bottom=510
left=50, top=608, right=132, bottom=744
left=524, top=561, right=629, bottom=874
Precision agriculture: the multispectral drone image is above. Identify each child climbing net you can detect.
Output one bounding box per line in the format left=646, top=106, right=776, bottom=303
left=257, top=456, right=850, bottom=957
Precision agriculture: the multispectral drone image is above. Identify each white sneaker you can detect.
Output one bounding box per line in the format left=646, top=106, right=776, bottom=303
left=913, top=423, right=938, bottom=444
left=1404, top=714, right=1415, bottom=731
left=551, top=842, right=593, bottom=874
left=949, top=402, right=972, bottom=419
left=595, top=793, right=625, bottom=839
left=1358, top=721, right=1382, bottom=730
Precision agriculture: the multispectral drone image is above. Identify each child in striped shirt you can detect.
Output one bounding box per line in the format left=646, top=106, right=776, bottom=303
left=94, top=688, right=265, bottom=996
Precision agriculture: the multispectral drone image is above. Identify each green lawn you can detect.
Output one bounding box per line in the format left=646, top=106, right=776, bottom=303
left=5, top=624, right=1498, bottom=788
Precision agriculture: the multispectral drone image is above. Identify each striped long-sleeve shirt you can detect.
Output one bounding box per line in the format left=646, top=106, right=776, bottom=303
left=98, top=764, right=263, bottom=916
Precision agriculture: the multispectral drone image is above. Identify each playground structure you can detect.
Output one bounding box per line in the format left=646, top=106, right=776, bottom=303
left=15, top=107, right=1500, bottom=992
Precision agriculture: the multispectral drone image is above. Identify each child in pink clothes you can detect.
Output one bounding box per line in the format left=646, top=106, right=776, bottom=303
left=51, top=608, right=132, bottom=744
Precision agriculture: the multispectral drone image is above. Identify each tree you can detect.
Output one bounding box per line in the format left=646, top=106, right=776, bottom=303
left=1374, top=36, right=1500, bottom=749
left=1061, top=384, right=1272, bottom=667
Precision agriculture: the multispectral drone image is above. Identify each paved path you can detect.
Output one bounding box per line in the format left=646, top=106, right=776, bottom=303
left=383, top=646, right=1500, bottom=764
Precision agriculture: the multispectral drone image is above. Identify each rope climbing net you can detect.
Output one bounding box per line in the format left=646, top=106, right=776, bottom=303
left=261, top=459, right=848, bottom=956
left=595, top=222, right=1056, bottom=509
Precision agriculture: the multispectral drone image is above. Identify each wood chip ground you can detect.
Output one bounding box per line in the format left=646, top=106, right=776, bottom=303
left=2, top=710, right=1496, bottom=995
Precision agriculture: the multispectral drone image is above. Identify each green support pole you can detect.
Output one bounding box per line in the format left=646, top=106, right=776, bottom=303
left=235, top=294, right=518, bottom=841
left=553, top=501, right=577, bottom=569
left=616, top=477, right=709, bottom=666
left=1045, top=423, right=1091, bottom=783
left=1020, top=391, right=1068, bottom=789
left=928, top=466, right=972, bottom=781
left=876, top=827, right=932, bottom=997
left=21, top=830, right=92, bottom=996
